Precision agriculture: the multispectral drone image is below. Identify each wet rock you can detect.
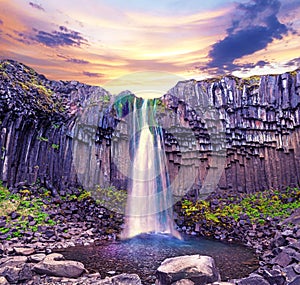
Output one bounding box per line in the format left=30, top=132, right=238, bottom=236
left=33, top=253, right=85, bottom=278
left=156, top=255, right=220, bottom=285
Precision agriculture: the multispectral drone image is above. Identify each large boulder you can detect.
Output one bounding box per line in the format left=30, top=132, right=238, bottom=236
left=33, top=253, right=85, bottom=278
left=156, top=255, right=220, bottom=285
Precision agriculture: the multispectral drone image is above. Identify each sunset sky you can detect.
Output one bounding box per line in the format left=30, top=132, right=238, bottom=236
left=0, top=0, right=300, bottom=91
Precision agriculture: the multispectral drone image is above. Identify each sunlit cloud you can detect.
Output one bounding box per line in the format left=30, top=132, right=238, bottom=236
left=0, top=0, right=299, bottom=85
left=29, top=2, right=45, bottom=12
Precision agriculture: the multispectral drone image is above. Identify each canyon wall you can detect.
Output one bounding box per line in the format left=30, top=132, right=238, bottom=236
left=0, top=59, right=299, bottom=197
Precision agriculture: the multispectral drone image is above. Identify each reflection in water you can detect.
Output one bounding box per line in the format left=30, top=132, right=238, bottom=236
left=57, top=234, right=258, bottom=284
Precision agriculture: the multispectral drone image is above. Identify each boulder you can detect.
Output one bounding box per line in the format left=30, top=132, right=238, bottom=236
left=33, top=253, right=85, bottom=278
left=156, top=255, right=220, bottom=285
left=14, top=246, right=35, bottom=255
left=1, top=264, right=32, bottom=284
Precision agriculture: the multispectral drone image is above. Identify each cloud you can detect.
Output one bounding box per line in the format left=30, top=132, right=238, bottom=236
left=32, top=26, right=88, bottom=47
left=284, top=57, right=300, bottom=67
left=57, top=54, right=89, bottom=64
left=29, top=2, right=45, bottom=11
left=83, top=71, right=104, bottom=77
left=237, top=60, right=270, bottom=70
left=206, top=0, right=290, bottom=73
left=0, top=19, right=3, bottom=25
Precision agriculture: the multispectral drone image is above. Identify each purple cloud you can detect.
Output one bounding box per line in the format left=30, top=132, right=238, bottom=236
left=32, top=26, right=88, bottom=47
left=29, top=2, right=45, bottom=11
left=206, top=0, right=290, bottom=73
left=57, top=54, right=89, bottom=64
left=0, top=19, right=3, bottom=25
left=83, top=71, right=104, bottom=78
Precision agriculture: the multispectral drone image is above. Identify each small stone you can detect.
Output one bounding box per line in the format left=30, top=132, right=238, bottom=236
left=281, top=230, right=293, bottom=237
left=10, top=212, right=20, bottom=220
left=0, top=276, right=10, bottom=285
left=172, top=279, right=195, bottom=285
left=237, top=275, right=269, bottom=285
left=110, top=273, right=141, bottom=285
left=28, top=253, right=46, bottom=263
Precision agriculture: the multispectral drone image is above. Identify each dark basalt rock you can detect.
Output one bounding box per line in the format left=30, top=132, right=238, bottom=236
left=0, top=59, right=299, bottom=196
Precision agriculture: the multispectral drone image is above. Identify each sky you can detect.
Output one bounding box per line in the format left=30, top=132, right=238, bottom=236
left=0, top=0, right=300, bottom=92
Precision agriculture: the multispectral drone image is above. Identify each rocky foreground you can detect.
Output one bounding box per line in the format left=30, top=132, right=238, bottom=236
left=0, top=185, right=300, bottom=285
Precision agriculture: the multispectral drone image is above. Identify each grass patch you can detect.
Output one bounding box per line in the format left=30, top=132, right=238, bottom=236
left=0, top=181, right=56, bottom=240
left=181, top=187, right=300, bottom=227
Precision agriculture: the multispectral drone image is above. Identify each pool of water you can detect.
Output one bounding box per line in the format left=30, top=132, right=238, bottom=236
left=56, top=233, right=258, bottom=284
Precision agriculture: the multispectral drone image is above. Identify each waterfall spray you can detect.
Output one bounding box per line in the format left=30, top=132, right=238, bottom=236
left=121, top=98, right=179, bottom=239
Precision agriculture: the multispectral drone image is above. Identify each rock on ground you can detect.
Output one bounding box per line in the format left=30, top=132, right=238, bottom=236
left=0, top=276, right=10, bottom=285
left=156, top=255, right=220, bottom=285
left=33, top=253, right=85, bottom=278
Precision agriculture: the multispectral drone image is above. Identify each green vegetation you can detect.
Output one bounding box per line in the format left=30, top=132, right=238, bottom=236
left=93, top=185, right=127, bottom=213
left=181, top=187, right=300, bottom=228
left=37, top=136, right=49, bottom=142
left=100, top=94, right=111, bottom=103
left=0, top=181, right=56, bottom=240
left=51, top=143, right=60, bottom=150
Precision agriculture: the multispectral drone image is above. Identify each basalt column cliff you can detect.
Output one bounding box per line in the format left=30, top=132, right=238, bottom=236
left=0, top=60, right=299, bottom=195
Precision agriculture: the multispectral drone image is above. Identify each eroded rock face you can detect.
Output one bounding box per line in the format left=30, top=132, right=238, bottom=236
left=0, top=59, right=299, bottom=195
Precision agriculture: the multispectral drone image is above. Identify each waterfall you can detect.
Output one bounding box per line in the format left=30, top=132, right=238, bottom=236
left=121, top=98, right=179, bottom=239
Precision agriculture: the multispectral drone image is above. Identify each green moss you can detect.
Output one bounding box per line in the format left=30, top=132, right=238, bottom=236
left=94, top=185, right=127, bottom=213
left=0, top=183, right=56, bottom=240
left=51, top=143, right=59, bottom=150
left=37, top=136, right=49, bottom=142
left=181, top=187, right=300, bottom=227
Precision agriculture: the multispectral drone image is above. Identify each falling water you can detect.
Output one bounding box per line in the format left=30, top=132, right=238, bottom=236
left=121, top=98, right=179, bottom=239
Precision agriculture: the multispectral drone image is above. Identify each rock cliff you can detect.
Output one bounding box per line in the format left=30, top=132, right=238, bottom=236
left=0, top=59, right=299, bottom=197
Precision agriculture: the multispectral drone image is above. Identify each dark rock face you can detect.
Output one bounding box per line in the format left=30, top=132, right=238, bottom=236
left=162, top=75, right=300, bottom=195
left=0, top=59, right=299, bottom=195
left=0, top=60, right=111, bottom=192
